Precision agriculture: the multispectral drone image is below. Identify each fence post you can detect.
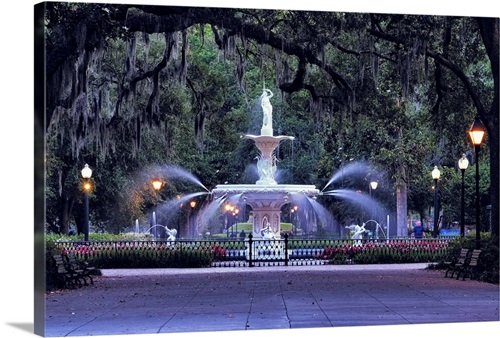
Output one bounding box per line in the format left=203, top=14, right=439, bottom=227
left=248, top=233, right=253, bottom=267
left=284, top=233, right=289, bottom=266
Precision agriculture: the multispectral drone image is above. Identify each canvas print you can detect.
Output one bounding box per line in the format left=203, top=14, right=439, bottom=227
left=34, top=1, right=499, bottom=337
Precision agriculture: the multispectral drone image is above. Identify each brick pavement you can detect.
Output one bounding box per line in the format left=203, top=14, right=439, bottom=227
left=43, top=263, right=499, bottom=337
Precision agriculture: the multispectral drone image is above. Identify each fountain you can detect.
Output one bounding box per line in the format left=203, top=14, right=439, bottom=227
left=140, top=87, right=387, bottom=245
left=211, top=88, right=320, bottom=239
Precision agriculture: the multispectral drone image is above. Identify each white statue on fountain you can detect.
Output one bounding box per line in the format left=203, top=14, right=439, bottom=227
left=256, top=154, right=277, bottom=184
left=165, top=226, right=177, bottom=241
left=260, top=88, right=274, bottom=136
left=345, top=224, right=366, bottom=240
left=261, top=221, right=275, bottom=240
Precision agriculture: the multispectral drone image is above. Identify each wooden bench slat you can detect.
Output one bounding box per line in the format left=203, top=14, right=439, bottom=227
left=456, top=249, right=482, bottom=281
left=444, top=248, right=470, bottom=278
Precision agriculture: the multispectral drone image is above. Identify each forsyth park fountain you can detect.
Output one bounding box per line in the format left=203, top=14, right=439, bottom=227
left=141, top=86, right=388, bottom=243
left=211, top=88, right=319, bottom=239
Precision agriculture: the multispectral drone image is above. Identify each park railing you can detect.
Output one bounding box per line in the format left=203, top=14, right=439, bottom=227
left=53, top=235, right=452, bottom=269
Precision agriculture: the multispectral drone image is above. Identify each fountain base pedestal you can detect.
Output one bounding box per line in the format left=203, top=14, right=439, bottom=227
left=211, top=184, right=319, bottom=238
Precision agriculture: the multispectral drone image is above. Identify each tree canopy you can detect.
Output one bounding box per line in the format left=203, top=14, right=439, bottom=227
left=38, top=2, right=498, bottom=238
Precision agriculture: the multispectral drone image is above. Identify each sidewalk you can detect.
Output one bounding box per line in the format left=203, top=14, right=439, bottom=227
left=44, top=264, right=499, bottom=337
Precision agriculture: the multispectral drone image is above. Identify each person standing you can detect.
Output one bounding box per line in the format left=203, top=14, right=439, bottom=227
left=413, top=221, right=424, bottom=239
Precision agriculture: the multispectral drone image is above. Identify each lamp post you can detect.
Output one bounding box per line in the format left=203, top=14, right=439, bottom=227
left=152, top=179, right=163, bottom=239
left=81, top=164, right=92, bottom=242
left=431, top=166, right=441, bottom=238
left=176, top=195, right=182, bottom=238
left=369, top=180, right=378, bottom=194
left=291, top=205, right=298, bottom=235
left=369, top=180, right=378, bottom=220
left=224, top=203, right=232, bottom=237
left=190, top=200, right=197, bottom=238
left=233, top=207, right=239, bottom=236
left=469, top=115, right=486, bottom=249
left=458, top=154, right=469, bottom=237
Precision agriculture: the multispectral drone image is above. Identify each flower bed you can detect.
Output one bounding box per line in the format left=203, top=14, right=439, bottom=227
left=322, top=239, right=449, bottom=264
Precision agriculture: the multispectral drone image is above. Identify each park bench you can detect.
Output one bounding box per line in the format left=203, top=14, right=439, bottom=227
left=444, top=248, right=470, bottom=278
left=455, top=249, right=482, bottom=281
left=64, top=253, right=96, bottom=285
left=52, top=254, right=84, bottom=288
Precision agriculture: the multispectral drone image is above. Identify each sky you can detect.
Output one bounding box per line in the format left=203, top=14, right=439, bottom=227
left=0, top=1, right=498, bottom=338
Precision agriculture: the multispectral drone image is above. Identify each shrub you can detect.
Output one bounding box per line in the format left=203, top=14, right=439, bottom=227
left=51, top=240, right=217, bottom=269
left=323, top=239, right=450, bottom=265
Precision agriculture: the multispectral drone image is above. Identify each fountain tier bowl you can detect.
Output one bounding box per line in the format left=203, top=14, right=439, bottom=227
left=211, top=184, right=319, bottom=200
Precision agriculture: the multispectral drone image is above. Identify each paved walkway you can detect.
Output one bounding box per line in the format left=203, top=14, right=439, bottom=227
left=44, top=264, right=499, bottom=337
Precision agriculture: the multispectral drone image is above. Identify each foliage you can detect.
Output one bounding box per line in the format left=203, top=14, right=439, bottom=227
left=53, top=241, right=214, bottom=269
left=42, top=4, right=498, bottom=241
left=323, top=239, right=449, bottom=264
left=46, top=233, right=144, bottom=243
left=227, top=222, right=252, bottom=233
left=436, top=159, right=490, bottom=228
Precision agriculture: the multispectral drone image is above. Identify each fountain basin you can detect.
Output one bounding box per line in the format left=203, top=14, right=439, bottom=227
left=212, top=184, right=319, bottom=238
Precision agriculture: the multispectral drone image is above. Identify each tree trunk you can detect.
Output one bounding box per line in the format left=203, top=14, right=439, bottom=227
left=477, top=17, right=499, bottom=238
left=75, top=210, right=83, bottom=236
left=59, top=195, right=71, bottom=235
left=396, top=164, right=408, bottom=237
left=488, top=129, right=499, bottom=237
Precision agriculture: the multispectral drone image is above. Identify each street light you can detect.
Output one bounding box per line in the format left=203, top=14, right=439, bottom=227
left=177, top=195, right=182, bottom=237
left=458, top=154, right=469, bottom=237
left=152, top=179, right=163, bottom=191
left=224, top=203, right=233, bottom=237
left=431, top=166, right=441, bottom=238
left=190, top=200, right=197, bottom=238
left=151, top=179, right=163, bottom=238
left=469, top=115, right=486, bottom=249
left=369, top=180, right=378, bottom=220
left=233, top=207, right=239, bottom=235
left=291, top=205, right=298, bottom=235
left=81, top=164, right=92, bottom=242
